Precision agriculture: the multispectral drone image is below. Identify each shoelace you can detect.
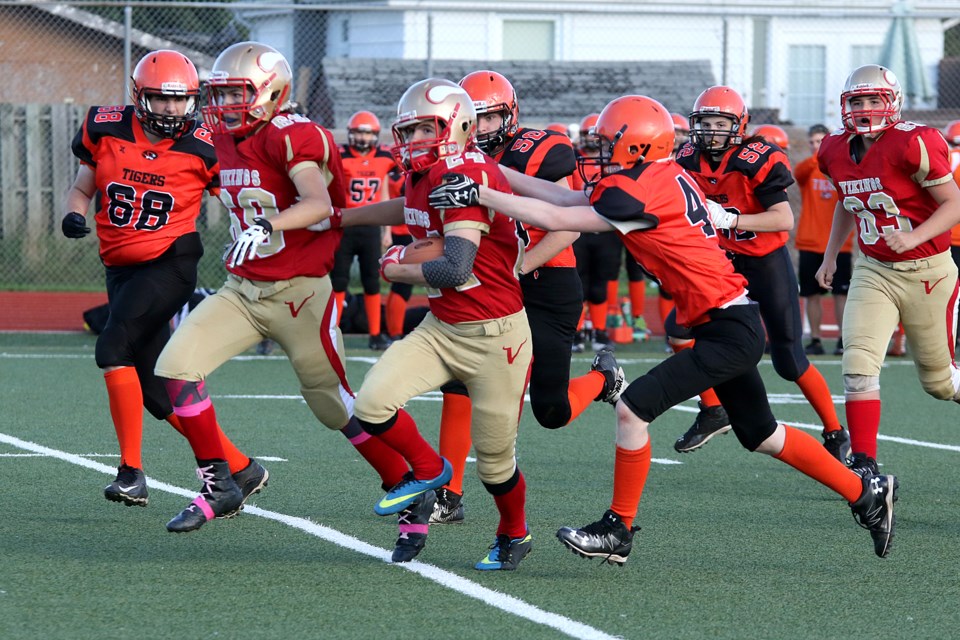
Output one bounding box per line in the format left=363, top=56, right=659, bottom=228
left=195, top=464, right=217, bottom=496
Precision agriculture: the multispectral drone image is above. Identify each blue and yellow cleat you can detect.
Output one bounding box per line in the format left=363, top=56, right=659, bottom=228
left=374, top=458, right=453, bottom=516
left=475, top=530, right=532, bottom=571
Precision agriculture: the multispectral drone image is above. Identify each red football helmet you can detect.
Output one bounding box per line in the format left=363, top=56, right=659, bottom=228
left=577, top=95, right=674, bottom=187
left=943, top=120, right=960, bottom=147
left=578, top=113, right=601, bottom=152
left=347, top=110, right=381, bottom=152
left=752, top=124, right=790, bottom=150
left=671, top=112, right=690, bottom=151
left=840, top=64, right=902, bottom=137
left=391, top=78, right=477, bottom=173
left=689, top=86, right=749, bottom=152
left=459, top=70, right=519, bottom=155
left=130, top=50, right=200, bottom=139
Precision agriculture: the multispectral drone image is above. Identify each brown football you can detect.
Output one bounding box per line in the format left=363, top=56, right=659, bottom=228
left=399, top=238, right=444, bottom=264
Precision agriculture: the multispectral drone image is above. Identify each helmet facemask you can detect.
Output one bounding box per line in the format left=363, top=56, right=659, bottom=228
left=390, top=79, right=477, bottom=174
left=841, top=89, right=901, bottom=137
left=474, top=106, right=514, bottom=155
left=130, top=50, right=200, bottom=140
left=348, top=127, right=379, bottom=152
left=134, top=85, right=198, bottom=139
left=690, top=114, right=742, bottom=154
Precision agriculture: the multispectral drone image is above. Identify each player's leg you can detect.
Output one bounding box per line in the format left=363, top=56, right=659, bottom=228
left=385, top=233, right=413, bottom=340
left=355, top=226, right=390, bottom=349
left=329, top=227, right=358, bottom=324
left=798, top=250, right=826, bottom=355
left=591, top=232, right=623, bottom=351
left=831, top=253, right=853, bottom=355
left=434, top=379, right=471, bottom=524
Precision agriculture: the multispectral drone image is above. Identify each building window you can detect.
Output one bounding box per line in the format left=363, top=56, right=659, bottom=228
left=851, top=45, right=882, bottom=69
left=502, top=20, right=554, bottom=60
left=787, top=44, right=826, bottom=126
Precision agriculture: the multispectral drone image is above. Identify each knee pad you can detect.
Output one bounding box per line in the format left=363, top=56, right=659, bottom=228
left=95, top=325, right=133, bottom=368
left=163, top=379, right=212, bottom=415
left=356, top=412, right=397, bottom=436
left=531, top=401, right=571, bottom=430
left=843, top=374, right=880, bottom=394
left=440, top=380, right=469, bottom=396
left=769, top=349, right=803, bottom=382
left=481, top=467, right=520, bottom=496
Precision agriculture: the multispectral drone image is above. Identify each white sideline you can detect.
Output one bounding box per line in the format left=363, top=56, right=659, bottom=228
left=0, top=431, right=619, bottom=640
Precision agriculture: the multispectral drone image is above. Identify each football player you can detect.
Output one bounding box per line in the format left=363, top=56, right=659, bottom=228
left=752, top=124, right=791, bottom=151
left=63, top=50, right=255, bottom=509
left=670, top=86, right=848, bottom=461
left=426, top=70, right=624, bottom=525
left=429, top=93, right=898, bottom=561
left=816, top=65, right=960, bottom=476
left=331, top=110, right=397, bottom=350
left=154, top=42, right=408, bottom=533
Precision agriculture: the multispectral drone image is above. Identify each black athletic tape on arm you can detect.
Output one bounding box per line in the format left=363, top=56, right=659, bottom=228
left=421, top=235, right=478, bottom=289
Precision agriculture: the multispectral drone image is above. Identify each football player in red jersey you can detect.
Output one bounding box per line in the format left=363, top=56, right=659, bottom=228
left=332, top=110, right=397, bottom=350
left=816, top=65, right=960, bottom=476
left=63, top=50, right=254, bottom=509
left=671, top=86, right=848, bottom=461
left=154, top=42, right=407, bottom=533
left=430, top=94, right=898, bottom=561
left=425, top=71, right=624, bottom=524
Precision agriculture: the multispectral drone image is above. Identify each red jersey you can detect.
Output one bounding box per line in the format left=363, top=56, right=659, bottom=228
left=71, top=105, right=219, bottom=267
left=214, top=113, right=346, bottom=280
left=953, top=164, right=960, bottom=247
left=818, top=122, right=954, bottom=262
left=340, top=145, right=396, bottom=208
left=794, top=154, right=851, bottom=253
left=590, top=160, right=748, bottom=327
left=675, top=139, right=794, bottom=257
left=495, top=127, right=577, bottom=267
left=402, top=151, right=524, bottom=324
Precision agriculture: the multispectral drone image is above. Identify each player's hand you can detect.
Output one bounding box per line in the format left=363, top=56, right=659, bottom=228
left=705, top=200, right=739, bottom=230
left=307, top=207, right=342, bottom=232
left=884, top=229, right=920, bottom=255
left=428, top=173, right=480, bottom=209
left=227, top=218, right=272, bottom=268
left=378, top=244, right=404, bottom=282
left=61, top=212, right=91, bottom=238
left=815, top=260, right=835, bottom=290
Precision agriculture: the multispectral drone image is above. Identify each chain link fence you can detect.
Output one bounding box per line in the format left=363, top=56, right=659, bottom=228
left=3, top=0, right=960, bottom=291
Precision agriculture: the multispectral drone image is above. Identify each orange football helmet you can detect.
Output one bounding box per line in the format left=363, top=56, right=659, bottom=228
left=578, top=113, right=601, bottom=152
left=130, top=50, right=200, bottom=139
left=347, top=110, right=381, bottom=152
left=545, top=122, right=570, bottom=136
left=671, top=112, right=690, bottom=151
left=577, top=95, right=674, bottom=187
left=202, top=41, right=293, bottom=137
left=391, top=78, right=477, bottom=173
left=753, top=124, right=790, bottom=150
left=945, top=120, right=960, bottom=147
left=840, top=64, right=903, bottom=137
left=690, top=86, right=749, bottom=152
left=459, top=70, right=519, bottom=155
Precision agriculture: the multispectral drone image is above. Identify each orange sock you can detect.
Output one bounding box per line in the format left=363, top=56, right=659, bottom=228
left=629, top=280, right=646, bottom=319
left=577, top=305, right=587, bottom=330
left=669, top=340, right=722, bottom=407
left=364, top=293, right=382, bottom=336
left=796, top=365, right=842, bottom=432
left=438, top=393, right=473, bottom=495
left=104, top=367, right=144, bottom=469
left=606, top=281, right=620, bottom=313
left=610, top=442, right=651, bottom=529
left=658, top=296, right=675, bottom=326
left=566, top=371, right=606, bottom=422
left=385, top=292, right=407, bottom=337
left=774, top=425, right=862, bottom=502
left=166, top=413, right=250, bottom=474
left=588, top=302, right=607, bottom=331
left=333, top=291, right=346, bottom=326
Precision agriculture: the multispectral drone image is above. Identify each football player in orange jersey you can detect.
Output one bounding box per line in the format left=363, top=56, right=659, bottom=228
left=430, top=94, right=897, bottom=561
left=63, top=50, right=255, bottom=509
left=671, top=85, right=848, bottom=462
left=816, top=65, right=960, bottom=477
left=154, top=42, right=407, bottom=533
left=752, top=124, right=791, bottom=151
left=426, top=70, right=624, bottom=524
left=332, top=110, right=397, bottom=350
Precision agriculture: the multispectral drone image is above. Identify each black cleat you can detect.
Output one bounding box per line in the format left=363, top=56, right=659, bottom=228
left=673, top=402, right=731, bottom=453
left=104, top=464, right=149, bottom=507
left=429, top=488, right=465, bottom=524
left=592, top=349, right=625, bottom=405
left=572, top=329, right=589, bottom=353
left=592, top=329, right=614, bottom=352
left=368, top=333, right=393, bottom=351
left=822, top=428, right=852, bottom=464
left=166, top=460, right=243, bottom=533
left=231, top=458, right=269, bottom=510
left=475, top=530, right=533, bottom=571
left=557, top=510, right=638, bottom=566
left=850, top=473, right=898, bottom=558
left=848, top=452, right=879, bottom=479
left=833, top=338, right=844, bottom=356
left=804, top=339, right=825, bottom=355
left=392, top=490, right=436, bottom=563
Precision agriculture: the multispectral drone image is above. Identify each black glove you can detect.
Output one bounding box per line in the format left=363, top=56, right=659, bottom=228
left=428, top=173, right=480, bottom=209
left=62, top=212, right=91, bottom=238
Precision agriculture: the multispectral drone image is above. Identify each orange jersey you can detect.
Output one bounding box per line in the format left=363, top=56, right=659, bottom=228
left=340, top=145, right=396, bottom=208
left=71, top=105, right=219, bottom=267
left=494, top=127, right=577, bottom=267
left=794, top=154, right=851, bottom=253
left=675, top=139, right=794, bottom=257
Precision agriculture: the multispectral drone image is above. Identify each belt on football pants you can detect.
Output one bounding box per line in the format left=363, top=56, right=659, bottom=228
left=439, top=309, right=525, bottom=338
left=862, top=250, right=952, bottom=272
left=226, top=273, right=294, bottom=301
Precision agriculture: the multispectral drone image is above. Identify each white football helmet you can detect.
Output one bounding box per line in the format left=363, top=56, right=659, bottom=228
left=391, top=78, right=477, bottom=173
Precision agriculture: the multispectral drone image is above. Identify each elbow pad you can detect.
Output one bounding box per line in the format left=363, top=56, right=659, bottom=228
left=421, top=235, right=478, bottom=289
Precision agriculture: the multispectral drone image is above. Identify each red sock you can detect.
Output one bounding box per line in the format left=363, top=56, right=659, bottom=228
left=364, top=293, right=382, bottom=336
left=566, top=371, right=605, bottom=421
left=774, top=425, right=862, bottom=502
left=629, top=280, right=646, bottom=319
left=375, top=408, right=443, bottom=479
left=170, top=383, right=226, bottom=461
left=166, top=414, right=250, bottom=474
left=658, top=296, right=675, bottom=326
left=385, top=292, right=407, bottom=337
left=104, top=367, right=144, bottom=469
left=346, top=430, right=408, bottom=488
left=610, top=442, right=651, bottom=529
left=669, top=341, right=722, bottom=407
left=588, top=302, right=607, bottom=331
left=845, top=398, right=882, bottom=458
left=333, top=291, right=346, bottom=326
left=438, top=393, right=473, bottom=495
left=796, top=366, right=842, bottom=432
left=493, top=470, right=528, bottom=539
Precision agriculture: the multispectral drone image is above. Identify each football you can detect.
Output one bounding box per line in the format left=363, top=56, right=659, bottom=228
left=399, top=238, right=444, bottom=264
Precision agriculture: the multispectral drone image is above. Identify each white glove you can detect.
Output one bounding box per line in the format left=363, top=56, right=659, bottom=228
left=705, top=199, right=739, bottom=230
left=227, top=218, right=272, bottom=268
